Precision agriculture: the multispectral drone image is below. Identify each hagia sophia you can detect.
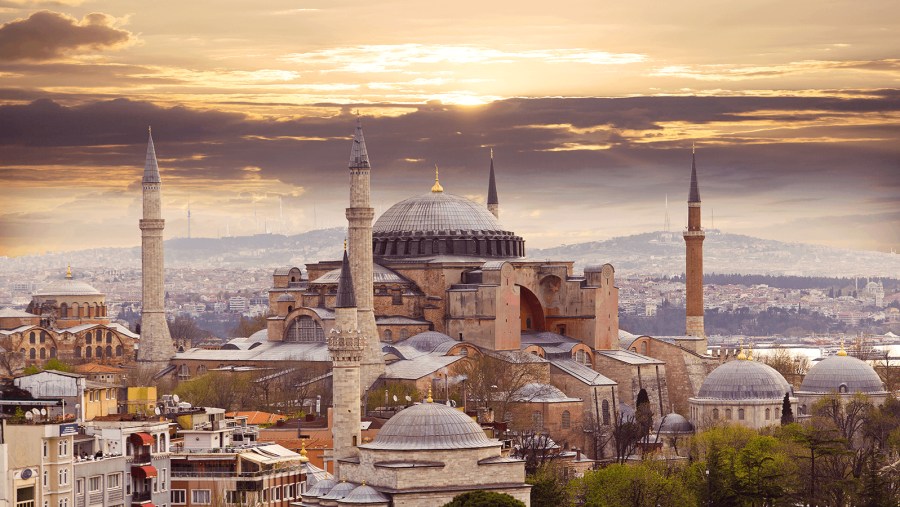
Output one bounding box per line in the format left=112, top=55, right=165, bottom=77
left=1, top=118, right=890, bottom=504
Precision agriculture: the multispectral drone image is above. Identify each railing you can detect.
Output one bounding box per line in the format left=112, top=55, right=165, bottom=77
left=131, top=452, right=152, bottom=465
left=171, top=464, right=305, bottom=478
left=132, top=491, right=152, bottom=502
left=16, top=501, right=35, bottom=507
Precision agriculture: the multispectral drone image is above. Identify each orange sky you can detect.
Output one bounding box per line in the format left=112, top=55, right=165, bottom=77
left=0, top=1, right=898, bottom=257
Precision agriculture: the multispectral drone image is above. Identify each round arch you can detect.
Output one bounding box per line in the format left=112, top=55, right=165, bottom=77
left=518, top=285, right=546, bottom=332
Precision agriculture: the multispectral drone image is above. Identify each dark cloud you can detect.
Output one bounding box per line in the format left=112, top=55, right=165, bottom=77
left=0, top=10, right=133, bottom=61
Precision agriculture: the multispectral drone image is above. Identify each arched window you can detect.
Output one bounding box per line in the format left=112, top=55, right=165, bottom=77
left=713, top=408, right=719, bottom=420
left=30, top=348, right=36, bottom=359
left=106, top=332, right=112, bottom=344
left=116, top=345, right=123, bottom=356
left=725, top=409, right=732, bottom=420
left=40, top=331, right=47, bottom=344
left=106, top=346, right=112, bottom=357
left=532, top=411, right=543, bottom=430
left=400, top=329, right=409, bottom=340
left=50, top=347, right=56, bottom=358
left=383, top=329, right=393, bottom=341
left=29, top=332, right=36, bottom=344
left=75, top=346, right=82, bottom=358
left=738, top=408, right=745, bottom=420
left=95, top=346, right=102, bottom=358
left=765, top=408, right=771, bottom=420
left=85, top=346, right=92, bottom=358
left=839, top=384, right=848, bottom=394
left=287, top=306, right=293, bottom=313
left=284, top=316, right=325, bottom=343
left=602, top=399, right=611, bottom=425
left=85, top=332, right=92, bottom=345
left=561, top=410, right=571, bottom=429
left=40, top=348, right=46, bottom=359
left=800, top=405, right=807, bottom=415
left=197, top=365, right=208, bottom=375
left=177, top=364, right=191, bottom=380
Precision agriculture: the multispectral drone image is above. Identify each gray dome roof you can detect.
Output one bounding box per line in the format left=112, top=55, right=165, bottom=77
left=374, top=192, right=504, bottom=234
left=320, top=481, right=356, bottom=501
left=403, top=331, right=454, bottom=352
left=303, top=478, right=336, bottom=499
left=658, top=413, right=694, bottom=434
left=799, top=355, right=885, bottom=394
left=35, top=278, right=102, bottom=297
left=360, top=401, right=496, bottom=450
left=697, top=360, right=791, bottom=400
left=341, top=484, right=390, bottom=504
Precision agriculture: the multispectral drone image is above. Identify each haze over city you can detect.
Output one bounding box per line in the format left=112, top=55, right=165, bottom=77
left=0, top=1, right=898, bottom=257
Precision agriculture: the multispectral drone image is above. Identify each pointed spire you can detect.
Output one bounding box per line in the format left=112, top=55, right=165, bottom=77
left=431, top=164, right=444, bottom=193
left=143, top=127, right=161, bottom=184
left=65, top=265, right=72, bottom=279
left=837, top=338, right=848, bottom=356
left=487, top=149, right=498, bottom=205
left=426, top=386, right=433, bottom=403
left=349, top=114, right=370, bottom=169
left=689, top=144, right=700, bottom=203
left=335, top=248, right=357, bottom=308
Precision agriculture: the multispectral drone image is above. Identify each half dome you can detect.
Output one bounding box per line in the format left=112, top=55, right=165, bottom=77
left=799, top=355, right=885, bottom=394
left=697, top=360, right=791, bottom=401
left=360, top=401, right=496, bottom=451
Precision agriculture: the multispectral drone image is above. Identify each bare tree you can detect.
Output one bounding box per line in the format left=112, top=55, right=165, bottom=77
left=511, top=430, right=559, bottom=474
left=0, top=335, right=24, bottom=377
left=454, top=350, right=546, bottom=424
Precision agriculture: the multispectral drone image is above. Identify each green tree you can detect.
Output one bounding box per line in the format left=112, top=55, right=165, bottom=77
left=570, top=461, right=695, bottom=507
left=43, top=358, right=72, bottom=372
left=442, top=490, right=526, bottom=507
left=527, top=463, right=570, bottom=507
left=781, top=393, right=794, bottom=425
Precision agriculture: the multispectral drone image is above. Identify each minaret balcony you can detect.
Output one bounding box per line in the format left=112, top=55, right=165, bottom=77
left=683, top=229, right=705, bottom=237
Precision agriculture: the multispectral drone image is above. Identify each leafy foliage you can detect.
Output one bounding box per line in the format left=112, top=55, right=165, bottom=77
left=442, top=490, right=526, bottom=507
left=570, top=461, right=695, bottom=507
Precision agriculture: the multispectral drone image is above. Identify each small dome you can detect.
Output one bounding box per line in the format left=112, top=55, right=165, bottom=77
left=35, top=278, right=102, bottom=297
left=658, top=413, right=694, bottom=434
left=341, top=484, right=390, bottom=504
left=361, top=401, right=495, bottom=451
left=320, top=481, right=356, bottom=501
left=800, top=355, right=885, bottom=394
left=374, top=192, right=504, bottom=235
left=402, top=331, right=454, bottom=352
left=697, top=360, right=791, bottom=400
left=303, top=478, right=336, bottom=499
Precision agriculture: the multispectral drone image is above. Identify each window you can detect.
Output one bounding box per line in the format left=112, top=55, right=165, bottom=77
left=58, top=467, right=68, bottom=486
left=58, top=499, right=68, bottom=507
left=561, top=410, right=571, bottom=429
left=30, top=348, right=36, bottom=359
left=75, top=346, right=82, bottom=358
left=106, top=331, right=113, bottom=344
left=171, top=490, right=186, bottom=505
left=601, top=399, right=610, bottom=426
left=284, top=315, right=325, bottom=342
left=59, top=439, right=69, bottom=456
left=725, top=409, right=732, bottom=420
left=738, top=408, right=745, bottom=420
left=40, top=331, right=46, bottom=344
left=226, top=491, right=247, bottom=504
left=88, top=476, right=101, bottom=493
left=192, top=490, right=211, bottom=505
left=532, top=410, right=543, bottom=430
left=108, top=473, right=121, bottom=489
left=85, top=332, right=92, bottom=345
left=43, top=441, right=48, bottom=458
left=765, top=408, right=771, bottom=420
left=43, top=470, right=48, bottom=488
left=273, top=487, right=282, bottom=501
left=713, top=408, right=719, bottom=420
left=161, top=467, right=167, bottom=487
left=30, top=331, right=36, bottom=344
left=153, top=477, right=158, bottom=493
left=76, top=479, right=83, bottom=495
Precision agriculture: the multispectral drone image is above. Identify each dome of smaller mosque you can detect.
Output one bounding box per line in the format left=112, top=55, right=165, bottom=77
left=697, top=359, right=791, bottom=401
left=361, top=399, right=495, bottom=451
left=799, top=354, right=885, bottom=394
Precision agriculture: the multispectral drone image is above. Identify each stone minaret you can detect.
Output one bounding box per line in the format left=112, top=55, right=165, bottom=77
left=137, top=128, right=175, bottom=364
left=346, top=117, right=385, bottom=391
left=487, top=148, right=499, bottom=219
left=683, top=146, right=706, bottom=345
left=327, top=249, right=364, bottom=477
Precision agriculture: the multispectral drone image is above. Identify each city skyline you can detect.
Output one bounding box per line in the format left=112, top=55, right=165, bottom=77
left=1, top=1, right=898, bottom=257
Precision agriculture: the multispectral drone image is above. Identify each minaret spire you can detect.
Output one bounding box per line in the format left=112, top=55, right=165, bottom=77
left=138, top=128, right=175, bottom=365
left=349, top=115, right=370, bottom=169
left=487, top=149, right=499, bottom=219
left=431, top=164, right=444, bottom=193
left=683, top=145, right=706, bottom=353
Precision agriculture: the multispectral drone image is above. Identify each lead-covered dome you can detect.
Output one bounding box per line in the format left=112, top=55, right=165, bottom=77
left=360, top=401, right=496, bottom=450
left=372, top=192, right=524, bottom=258
left=697, top=360, right=791, bottom=400
left=799, top=354, right=885, bottom=394
left=35, top=278, right=102, bottom=297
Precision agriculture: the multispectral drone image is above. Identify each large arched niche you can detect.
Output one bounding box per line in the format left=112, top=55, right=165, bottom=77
left=282, top=308, right=327, bottom=343
left=538, top=274, right=563, bottom=312
left=518, top=285, right=546, bottom=332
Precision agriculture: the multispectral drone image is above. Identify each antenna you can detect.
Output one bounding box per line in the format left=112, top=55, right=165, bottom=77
left=664, top=194, right=670, bottom=233
left=187, top=197, right=191, bottom=239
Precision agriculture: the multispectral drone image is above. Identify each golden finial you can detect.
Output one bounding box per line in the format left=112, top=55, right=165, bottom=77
left=490, top=147, right=494, bottom=159
left=837, top=338, right=848, bottom=356
left=343, top=238, right=347, bottom=251
left=736, top=338, right=747, bottom=360
left=426, top=386, right=433, bottom=403
left=431, top=164, right=443, bottom=193
left=65, top=265, right=72, bottom=279
left=299, top=441, right=309, bottom=462
left=747, top=342, right=754, bottom=361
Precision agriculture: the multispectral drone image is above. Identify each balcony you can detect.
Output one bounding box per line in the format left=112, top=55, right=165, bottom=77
left=132, top=491, right=153, bottom=503
left=131, top=452, right=152, bottom=465
left=16, top=501, right=35, bottom=507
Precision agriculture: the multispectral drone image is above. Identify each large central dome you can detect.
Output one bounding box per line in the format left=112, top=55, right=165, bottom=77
left=373, top=192, right=524, bottom=258
left=374, top=192, right=504, bottom=234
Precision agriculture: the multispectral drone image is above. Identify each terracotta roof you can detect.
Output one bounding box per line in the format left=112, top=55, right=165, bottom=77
left=72, top=363, right=125, bottom=374
left=225, top=411, right=287, bottom=425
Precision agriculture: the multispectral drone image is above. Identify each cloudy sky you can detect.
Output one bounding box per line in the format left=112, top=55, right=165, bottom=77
left=0, top=1, right=898, bottom=257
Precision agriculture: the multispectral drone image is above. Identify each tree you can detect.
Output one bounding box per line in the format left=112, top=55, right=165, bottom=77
left=168, top=315, right=212, bottom=347
left=511, top=430, right=558, bottom=474
left=527, top=462, right=570, bottom=507
left=174, top=371, right=256, bottom=411
left=454, top=350, right=546, bottom=424
left=442, top=491, right=526, bottom=507
left=0, top=335, right=24, bottom=376
left=781, top=392, right=794, bottom=425
left=570, top=461, right=695, bottom=507
left=635, top=388, right=654, bottom=445
left=229, top=314, right=268, bottom=338
left=762, top=348, right=809, bottom=385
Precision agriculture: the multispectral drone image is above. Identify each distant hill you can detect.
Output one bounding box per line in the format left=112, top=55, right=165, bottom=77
left=3, top=228, right=897, bottom=278
left=527, top=230, right=900, bottom=278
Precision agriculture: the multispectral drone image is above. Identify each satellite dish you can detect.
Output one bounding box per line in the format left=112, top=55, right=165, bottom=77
left=404, top=395, right=412, bottom=402
left=173, top=394, right=180, bottom=403
left=154, top=407, right=161, bottom=416
left=445, top=400, right=451, bottom=406
left=31, top=408, right=40, bottom=415
left=392, top=395, right=398, bottom=402
left=25, top=412, right=33, bottom=420
left=40, top=409, right=47, bottom=416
